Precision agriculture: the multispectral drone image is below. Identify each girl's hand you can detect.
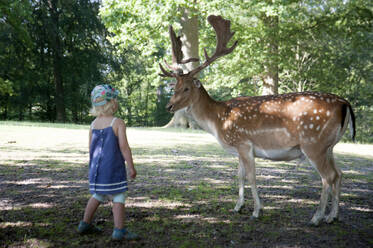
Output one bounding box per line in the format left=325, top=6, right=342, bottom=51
left=129, top=167, right=137, bottom=179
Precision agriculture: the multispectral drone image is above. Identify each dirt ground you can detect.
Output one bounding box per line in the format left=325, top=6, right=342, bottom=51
left=0, top=125, right=372, bottom=247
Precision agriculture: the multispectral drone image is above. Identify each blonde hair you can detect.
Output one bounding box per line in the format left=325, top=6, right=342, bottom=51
left=90, top=99, right=117, bottom=116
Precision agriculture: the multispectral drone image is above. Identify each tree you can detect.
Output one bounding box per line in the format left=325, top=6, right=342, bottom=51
left=100, top=1, right=252, bottom=127
left=1, top=0, right=372, bottom=141
left=100, top=1, right=199, bottom=128
left=0, top=0, right=112, bottom=122
left=163, top=7, right=201, bottom=128
left=100, top=0, right=373, bottom=137
left=0, top=0, right=32, bottom=119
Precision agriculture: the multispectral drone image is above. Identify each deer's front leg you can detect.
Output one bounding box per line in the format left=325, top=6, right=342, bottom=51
left=235, top=144, right=261, bottom=218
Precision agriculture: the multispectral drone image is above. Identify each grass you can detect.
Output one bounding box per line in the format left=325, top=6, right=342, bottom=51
left=0, top=121, right=373, bottom=247
left=0, top=120, right=90, bottom=130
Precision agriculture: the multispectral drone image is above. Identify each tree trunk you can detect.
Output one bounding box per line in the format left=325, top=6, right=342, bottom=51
left=180, top=8, right=199, bottom=72
left=125, top=84, right=133, bottom=126
left=48, top=0, right=65, bottom=122
left=144, top=80, right=150, bottom=126
left=262, top=66, right=278, bottom=95
left=163, top=108, right=189, bottom=128
left=164, top=8, right=200, bottom=129
left=1, top=95, right=9, bottom=120
left=54, top=58, right=65, bottom=122
left=261, top=11, right=279, bottom=96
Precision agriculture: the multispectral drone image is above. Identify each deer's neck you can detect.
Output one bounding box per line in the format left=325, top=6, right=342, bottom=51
left=189, top=86, right=224, bottom=137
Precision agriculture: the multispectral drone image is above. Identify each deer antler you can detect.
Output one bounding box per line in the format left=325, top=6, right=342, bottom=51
left=159, top=15, right=236, bottom=78
left=169, top=25, right=183, bottom=65
left=159, top=25, right=199, bottom=78
left=159, top=62, right=177, bottom=77
left=188, top=15, right=238, bottom=77
left=169, top=25, right=199, bottom=65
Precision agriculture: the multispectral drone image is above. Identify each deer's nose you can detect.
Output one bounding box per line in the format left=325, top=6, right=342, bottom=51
left=166, top=103, right=174, bottom=112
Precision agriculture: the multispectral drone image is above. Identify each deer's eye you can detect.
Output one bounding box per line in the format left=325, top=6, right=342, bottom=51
left=183, top=88, right=189, bottom=92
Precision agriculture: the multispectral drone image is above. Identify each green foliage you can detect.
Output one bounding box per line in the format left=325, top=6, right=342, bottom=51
left=0, top=78, right=14, bottom=95
left=0, top=0, right=106, bottom=122
left=0, top=0, right=372, bottom=141
left=99, top=0, right=373, bottom=142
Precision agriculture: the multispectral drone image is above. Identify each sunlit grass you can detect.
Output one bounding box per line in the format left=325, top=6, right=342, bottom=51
left=0, top=120, right=88, bottom=129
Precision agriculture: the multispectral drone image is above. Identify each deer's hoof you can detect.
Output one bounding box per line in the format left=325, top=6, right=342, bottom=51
left=308, top=219, right=321, bottom=227
left=251, top=209, right=262, bottom=220
left=249, top=215, right=258, bottom=221
left=325, top=214, right=339, bottom=224
left=234, top=203, right=244, bottom=212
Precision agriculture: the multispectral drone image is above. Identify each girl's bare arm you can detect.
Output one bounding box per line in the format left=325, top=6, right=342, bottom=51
left=117, top=119, right=136, bottom=179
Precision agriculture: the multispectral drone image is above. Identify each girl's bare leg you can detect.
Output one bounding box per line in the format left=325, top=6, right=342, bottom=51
left=83, top=197, right=100, bottom=223
left=113, top=202, right=125, bottom=229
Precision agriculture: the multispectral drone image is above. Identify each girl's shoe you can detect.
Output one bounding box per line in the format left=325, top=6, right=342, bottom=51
left=112, top=228, right=139, bottom=241
left=77, top=221, right=102, bottom=234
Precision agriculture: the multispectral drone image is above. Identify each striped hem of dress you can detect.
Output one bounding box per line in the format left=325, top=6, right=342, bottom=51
left=90, top=181, right=127, bottom=192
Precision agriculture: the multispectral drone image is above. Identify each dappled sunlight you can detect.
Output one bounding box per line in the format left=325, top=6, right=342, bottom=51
left=209, top=164, right=235, bottom=169
left=347, top=188, right=373, bottom=194
left=287, top=198, right=318, bottom=205
left=1, top=124, right=372, bottom=247
left=127, top=197, right=191, bottom=210
left=263, top=206, right=282, bottom=210
left=174, top=214, right=201, bottom=222
left=2, top=178, right=85, bottom=190
left=4, top=178, right=53, bottom=185
left=344, top=169, right=366, bottom=175
left=258, top=174, right=282, bottom=180
left=49, top=180, right=86, bottom=188
left=203, top=178, right=227, bottom=184
left=349, top=206, right=373, bottom=212
left=280, top=179, right=299, bottom=184
left=260, top=185, right=294, bottom=190
left=0, top=221, right=34, bottom=228
left=23, top=238, right=52, bottom=248
left=135, top=154, right=237, bottom=169
left=2, top=153, right=87, bottom=168
left=0, top=199, right=55, bottom=210
left=28, top=203, right=55, bottom=208
left=0, top=200, right=22, bottom=211
left=174, top=214, right=231, bottom=224
left=262, top=194, right=289, bottom=200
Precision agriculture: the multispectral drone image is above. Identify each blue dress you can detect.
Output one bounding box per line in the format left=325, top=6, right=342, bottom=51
left=89, top=118, right=127, bottom=194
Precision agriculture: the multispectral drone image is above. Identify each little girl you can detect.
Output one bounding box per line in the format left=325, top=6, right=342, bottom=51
left=78, top=84, right=138, bottom=241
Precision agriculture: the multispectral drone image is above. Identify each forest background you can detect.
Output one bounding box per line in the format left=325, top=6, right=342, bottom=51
left=1, top=0, right=372, bottom=142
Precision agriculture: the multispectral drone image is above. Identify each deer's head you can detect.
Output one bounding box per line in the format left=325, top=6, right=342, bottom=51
left=165, top=76, right=203, bottom=113
left=159, top=15, right=238, bottom=113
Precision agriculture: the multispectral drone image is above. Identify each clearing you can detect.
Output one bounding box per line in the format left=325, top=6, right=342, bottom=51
left=0, top=122, right=372, bottom=247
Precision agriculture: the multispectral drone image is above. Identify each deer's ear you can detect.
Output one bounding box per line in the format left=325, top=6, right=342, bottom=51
left=193, top=79, right=201, bottom=88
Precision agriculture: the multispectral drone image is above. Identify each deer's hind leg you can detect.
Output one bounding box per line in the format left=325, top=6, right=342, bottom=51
left=234, top=158, right=246, bottom=212
left=325, top=149, right=342, bottom=223
left=303, top=146, right=341, bottom=225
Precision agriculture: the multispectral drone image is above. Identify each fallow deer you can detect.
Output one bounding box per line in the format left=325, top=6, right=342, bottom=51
left=159, top=15, right=356, bottom=225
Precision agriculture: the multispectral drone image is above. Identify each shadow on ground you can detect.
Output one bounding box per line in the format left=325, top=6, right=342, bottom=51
left=0, top=143, right=372, bottom=247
